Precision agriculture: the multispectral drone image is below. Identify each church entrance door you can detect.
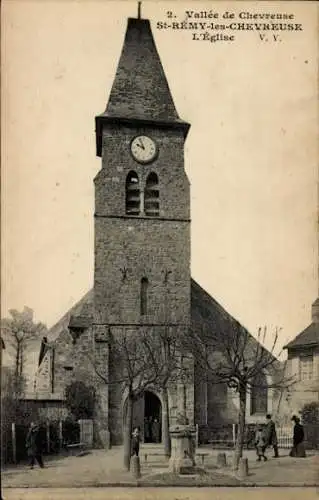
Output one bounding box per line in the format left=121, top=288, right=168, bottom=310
left=123, top=391, right=162, bottom=443
left=144, top=391, right=162, bottom=443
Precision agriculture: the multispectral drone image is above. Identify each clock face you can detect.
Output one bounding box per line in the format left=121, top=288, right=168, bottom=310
left=131, top=135, right=157, bottom=164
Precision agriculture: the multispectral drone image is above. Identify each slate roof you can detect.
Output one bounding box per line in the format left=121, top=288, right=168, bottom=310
left=46, top=289, right=94, bottom=343
left=191, top=278, right=237, bottom=332
left=106, top=18, right=179, bottom=121
left=95, top=17, right=189, bottom=156
left=40, top=279, right=277, bottom=370
left=190, top=279, right=278, bottom=368
left=284, top=322, right=319, bottom=350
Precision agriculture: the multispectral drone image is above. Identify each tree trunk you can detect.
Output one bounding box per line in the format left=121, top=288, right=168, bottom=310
left=183, top=384, right=187, bottom=416
left=15, top=344, right=20, bottom=382
left=162, top=386, right=171, bottom=459
left=233, top=383, right=247, bottom=470
left=19, top=345, right=24, bottom=378
left=14, top=343, right=21, bottom=398
left=123, top=392, right=133, bottom=471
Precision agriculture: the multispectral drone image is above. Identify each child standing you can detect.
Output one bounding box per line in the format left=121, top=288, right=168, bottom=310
left=255, top=425, right=267, bottom=462
left=131, top=427, right=141, bottom=457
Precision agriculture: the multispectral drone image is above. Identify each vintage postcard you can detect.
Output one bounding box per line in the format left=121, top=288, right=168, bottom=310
left=1, top=1, right=318, bottom=499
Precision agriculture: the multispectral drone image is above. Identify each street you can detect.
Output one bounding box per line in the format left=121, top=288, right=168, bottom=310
left=2, top=487, right=319, bottom=500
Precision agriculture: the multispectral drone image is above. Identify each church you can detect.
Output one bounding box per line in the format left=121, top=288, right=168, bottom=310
left=34, top=13, right=279, bottom=447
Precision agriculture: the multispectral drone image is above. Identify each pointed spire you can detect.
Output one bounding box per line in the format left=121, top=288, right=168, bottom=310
left=137, top=1, right=142, bottom=19
left=95, top=15, right=189, bottom=156
left=106, top=17, right=180, bottom=121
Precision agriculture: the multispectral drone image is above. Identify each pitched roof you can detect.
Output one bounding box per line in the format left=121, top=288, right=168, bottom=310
left=95, top=17, right=189, bottom=156
left=191, top=279, right=278, bottom=367
left=46, top=289, right=93, bottom=343
left=46, top=279, right=238, bottom=349
left=284, top=322, right=319, bottom=350
left=105, top=17, right=181, bottom=121
left=191, top=278, right=238, bottom=329
left=41, top=280, right=277, bottom=370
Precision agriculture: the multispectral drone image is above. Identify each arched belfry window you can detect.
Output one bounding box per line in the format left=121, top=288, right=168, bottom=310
left=126, top=171, right=140, bottom=215
left=140, top=277, right=149, bottom=316
left=144, top=173, right=159, bottom=217
left=250, top=372, right=268, bottom=414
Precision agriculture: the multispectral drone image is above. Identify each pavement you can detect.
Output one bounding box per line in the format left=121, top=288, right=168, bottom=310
left=2, top=487, right=319, bottom=500
left=1, top=445, right=319, bottom=488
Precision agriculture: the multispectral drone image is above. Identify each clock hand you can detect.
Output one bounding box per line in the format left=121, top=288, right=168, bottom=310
left=138, top=138, right=145, bottom=150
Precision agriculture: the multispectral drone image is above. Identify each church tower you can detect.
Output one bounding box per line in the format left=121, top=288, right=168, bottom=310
left=94, top=14, right=191, bottom=443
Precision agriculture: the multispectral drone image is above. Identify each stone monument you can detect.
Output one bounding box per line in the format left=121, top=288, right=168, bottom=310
left=168, top=413, right=197, bottom=474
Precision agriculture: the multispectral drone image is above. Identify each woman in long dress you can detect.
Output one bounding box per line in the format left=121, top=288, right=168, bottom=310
left=290, top=415, right=306, bottom=457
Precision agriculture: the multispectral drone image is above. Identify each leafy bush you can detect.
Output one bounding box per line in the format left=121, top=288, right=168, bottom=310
left=301, top=402, right=319, bottom=449
left=301, top=401, right=319, bottom=425
left=65, top=381, right=96, bottom=420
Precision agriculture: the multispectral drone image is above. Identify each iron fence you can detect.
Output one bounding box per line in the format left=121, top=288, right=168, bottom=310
left=198, top=423, right=319, bottom=450
left=1, top=418, right=81, bottom=465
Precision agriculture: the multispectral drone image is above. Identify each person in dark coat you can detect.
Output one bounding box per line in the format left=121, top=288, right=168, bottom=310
left=144, top=417, right=151, bottom=443
left=152, top=418, right=160, bottom=443
left=131, top=427, right=141, bottom=457
left=264, top=414, right=279, bottom=458
left=290, top=415, right=306, bottom=457
left=26, top=422, right=44, bottom=469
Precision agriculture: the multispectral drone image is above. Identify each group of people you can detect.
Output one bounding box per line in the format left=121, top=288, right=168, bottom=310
left=144, top=416, right=161, bottom=443
left=254, top=413, right=305, bottom=462
left=25, top=413, right=306, bottom=468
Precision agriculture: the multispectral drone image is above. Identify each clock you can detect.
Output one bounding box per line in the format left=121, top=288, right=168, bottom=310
left=130, top=135, right=158, bottom=164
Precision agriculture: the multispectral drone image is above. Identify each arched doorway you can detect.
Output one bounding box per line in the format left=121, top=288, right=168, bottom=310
left=122, top=390, right=162, bottom=443
left=144, top=391, right=162, bottom=443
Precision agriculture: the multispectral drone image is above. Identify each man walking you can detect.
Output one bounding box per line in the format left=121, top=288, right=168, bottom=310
left=26, top=422, right=44, bottom=469
left=265, top=414, right=279, bottom=458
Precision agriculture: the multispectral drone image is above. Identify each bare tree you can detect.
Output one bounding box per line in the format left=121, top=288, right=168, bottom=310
left=150, top=272, right=193, bottom=459
left=146, top=327, right=190, bottom=459
left=155, top=328, right=177, bottom=459
left=186, top=318, right=294, bottom=469
left=92, top=328, right=170, bottom=470
left=1, top=307, right=47, bottom=396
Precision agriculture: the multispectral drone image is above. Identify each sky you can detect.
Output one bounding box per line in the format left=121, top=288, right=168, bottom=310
left=2, top=1, right=318, bottom=377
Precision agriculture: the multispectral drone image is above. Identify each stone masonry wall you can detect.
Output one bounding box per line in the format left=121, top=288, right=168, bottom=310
left=107, top=325, right=191, bottom=445
left=94, top=121, right=191, bottom=444
left=96, top=125, right=190, bottom=220
left=94, top=218, right=190, bottom=326
left=283, top=346, right=319, bottom=416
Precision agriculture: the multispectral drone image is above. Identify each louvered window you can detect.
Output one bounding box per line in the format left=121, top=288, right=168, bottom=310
left=126, top=171, right=140, bottom=215
left=144, top=172, right=159, bottom=217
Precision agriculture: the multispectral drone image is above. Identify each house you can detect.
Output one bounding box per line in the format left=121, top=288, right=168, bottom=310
left=283, top=298, right=319, bottom=414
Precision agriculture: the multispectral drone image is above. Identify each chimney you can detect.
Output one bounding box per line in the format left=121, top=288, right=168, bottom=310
left=311, top=298, right=319, bottom=323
